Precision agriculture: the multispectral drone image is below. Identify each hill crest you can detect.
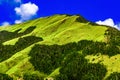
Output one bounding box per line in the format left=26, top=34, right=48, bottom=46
left=0, top=14, right=120, bottom=80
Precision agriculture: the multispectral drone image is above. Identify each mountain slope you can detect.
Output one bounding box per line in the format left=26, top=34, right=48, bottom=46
left=0, top=14, right=120, bottom=80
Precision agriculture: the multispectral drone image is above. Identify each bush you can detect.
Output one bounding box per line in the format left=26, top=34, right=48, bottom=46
left=106, top=72, right=120, bottom=80
left=0, top=73, right=13, bottom=80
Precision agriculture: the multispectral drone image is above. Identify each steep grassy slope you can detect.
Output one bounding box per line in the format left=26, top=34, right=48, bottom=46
left=0, top=14, right=120, bottom=80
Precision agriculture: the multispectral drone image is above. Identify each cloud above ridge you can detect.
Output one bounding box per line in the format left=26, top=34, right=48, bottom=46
left=96, top=18, right=120, bottom=30
left=1, top=22, right=10, bottom=26
left=14, top=2, right=39, bottom=24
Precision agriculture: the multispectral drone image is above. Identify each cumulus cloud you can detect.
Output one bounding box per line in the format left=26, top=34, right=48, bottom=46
left=1, top=22, right=10, bottom=26
left=14, top=2, right=39, bottom=24
left=96, top=18, right=120, bottom=30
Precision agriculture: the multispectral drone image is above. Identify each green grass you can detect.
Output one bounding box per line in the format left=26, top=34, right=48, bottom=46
left=0, top=14, right=119, bottom=80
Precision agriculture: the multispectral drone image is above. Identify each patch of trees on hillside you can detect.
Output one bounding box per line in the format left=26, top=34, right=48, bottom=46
left=0, top=26, right=36, bottom=43
left=56, top=53, right=107, bottom=80
left=0, top=36, right=43, bottom=62
left=29, top=40, right=109, bottom=79
left=23, top=73, right=44, bottom=80
left=0, top=73, right=13, bottom=80
left=106, top=72, right=120, bottom=80
left=105, top=27, right=120, bottom=46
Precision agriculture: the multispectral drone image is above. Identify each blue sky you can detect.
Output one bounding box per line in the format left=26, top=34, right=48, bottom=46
left=0, top=0, right=120, bottom=29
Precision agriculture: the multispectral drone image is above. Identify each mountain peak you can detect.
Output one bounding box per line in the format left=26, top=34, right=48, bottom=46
left=0, top=14, right=120, bottom=80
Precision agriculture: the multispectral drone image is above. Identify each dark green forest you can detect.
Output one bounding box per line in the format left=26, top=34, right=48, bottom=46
left=0, top=73, right=13, bottom=80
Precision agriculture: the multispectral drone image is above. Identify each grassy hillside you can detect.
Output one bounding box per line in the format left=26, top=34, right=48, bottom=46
left=0, top=14, right=120, bottom=80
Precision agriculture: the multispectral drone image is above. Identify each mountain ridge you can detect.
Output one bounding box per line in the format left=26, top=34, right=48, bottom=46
left=0, top=14, right=120, bottom=80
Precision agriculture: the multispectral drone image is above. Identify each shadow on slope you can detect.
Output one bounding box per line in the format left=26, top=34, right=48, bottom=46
left=0, top=26, right=36, bottom=43
left=0, top=36, right=43, bottom=62
left=0, top=73, right=13, bottom=80
left=106, top=72, right=120, bottom=80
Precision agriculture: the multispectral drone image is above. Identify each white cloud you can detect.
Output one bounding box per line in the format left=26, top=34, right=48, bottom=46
left=1, top=22, right=10, bottom=26
left=15, top=20, right=22, bottom=24
left=96, top=18, right=119, bottom=30
left=14, top=2, right=39, bottom=24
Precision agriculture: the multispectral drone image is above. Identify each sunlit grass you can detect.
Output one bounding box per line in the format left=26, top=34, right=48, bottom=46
left=0, top=14, right=112, bottom=79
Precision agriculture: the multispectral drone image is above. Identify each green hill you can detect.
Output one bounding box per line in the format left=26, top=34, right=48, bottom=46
left=0, top=14, right=120, bottom=80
